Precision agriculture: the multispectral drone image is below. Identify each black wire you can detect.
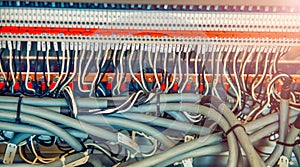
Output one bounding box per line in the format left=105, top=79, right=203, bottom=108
left=95, top=50, right=113, bottom=96
left=12, top=49, right=17, bottom=81
left=40, top=50, right=49, bottom=97
left=34, top=50, right=39, bottom=95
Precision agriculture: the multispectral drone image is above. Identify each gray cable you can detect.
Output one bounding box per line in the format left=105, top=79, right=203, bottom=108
left=199, top=96, right=265, bottom=167
left=0, top=110, right=83, bottom=151
left=245, top=109, right=299, bottom=132
left=0, top=93, right=200, bottom=108
left=293, top=146, right=300, bottom=166
left=0, top=122, right=88, bottom=144
left=0, top=103, right=118, bottom=142
left=124, top=133, right=223, bottom=167
left=283, top=125, right=300, bottom=159
left=265, top=98, right=290, bottom=166
left=155, top=143, right=228, bottom=167
left=125, top=103, right=239, bottom=167
left=111, top=112, right=211, bottom=135
left=78, top=115, right=176, bottom=148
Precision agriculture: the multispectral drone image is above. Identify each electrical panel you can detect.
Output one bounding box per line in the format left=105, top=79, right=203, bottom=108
left=1, top=0, right=300, bottom=166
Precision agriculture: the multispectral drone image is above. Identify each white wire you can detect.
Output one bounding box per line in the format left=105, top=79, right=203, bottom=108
left=46, top=47, right=51, bottom=87
left=25, top=46, right=35, bottom=93
left=81, top=50, right=94, bottom=85
left=232, top=47, right=243, bottom=109
left=77, top=50, right=91, bottom=93
left=29, top=135, right=58, bottom=164
left=112, top=48, right=120, bottom=96
left=139, top=49, right=150, bottom=92
left=194, top=51, right=200, bottom=92
left=183, top=112, right=203, bottom=123
left=202, top=52, right=209, bottom=96
left=163, top=49, right=168, bottom=85
left=60, top=50, right=78, bottom=94
left=241, top=48, right=254, bottom=91
left=115, top=48, right=126, bottom=94
left=153, top=47, right=161, bottom=90
left=177, top=47, right=183, bottom=90
left=59, top=49, right=70, bottom=89
left=251, top=50, right=270, bottom=102
left=90, top=90, right=142, bottom=114
left=113, top=47, right=125, bottom=95
left=94, top=49, right=110, bottom=95
left=165, top=50, right=177, bottom=93
left=249, top=51, right=262, bottom=101
left=211, top=46, right=223, bottom=100
left=84, top=142, right=121, bottom=162
left=247, top=73, right=290, bottom=121
left=64, top=86, right=78, bottom=118
left=132, top=131, right=158, bottom=157
left=223, top=48, right=240, bottom=111
left=179, top=49, right=190, bottom=93
left=9, top=47, right=16, bottom=93
left=117, top=90, right=144, bottom=113
left=129, top=48, right=145, bottom=91
left=90, top=50, right=103, bottom=97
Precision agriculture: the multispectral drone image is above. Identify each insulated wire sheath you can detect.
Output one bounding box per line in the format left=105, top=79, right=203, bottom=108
left=124, top=133, right=223, bottom=167
left=155, top=143, right=228, bottom=167
left=125, top=103, right=239, bottom=167
left=283, top=125, right=300, bottom=159
left=0, top=103, right=118, bottom=142
left=265, top=98, right=290, bottom=166
left=77, top=115, right=175, bottom=148
left=0, top=110, right=83, bottom=151
left=111, top=112, right=211, bottom=135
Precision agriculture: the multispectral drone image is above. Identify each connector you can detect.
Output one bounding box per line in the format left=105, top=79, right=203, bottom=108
left=3, top=143, right=17, bottom=164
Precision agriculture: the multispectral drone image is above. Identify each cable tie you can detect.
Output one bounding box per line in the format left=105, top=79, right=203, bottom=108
left=276, top=140, right=300, bottom=147
left=225, top=124, right=246, bottom=136
left=15, top=95, right=23, bottom=124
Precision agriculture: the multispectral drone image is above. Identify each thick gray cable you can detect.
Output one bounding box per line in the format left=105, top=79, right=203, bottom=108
left=247, top=116, right=297, bottom=142
left=126, top=103, right=239, bottom=167
left=155, top=143, right=228, bottom=167
left=167, top=111, right=191, bottom=122
left=283, top=125, right=300, bottom=159
left=157, top=113, right=293, bottom=167
left=200, top=95, right=265, bottom=167
left=293, top=146, right=300, bottom=165
left=0, top=96, right=108, bottom=108
left=0, top=93, right=200, bottom=108
left=0, top=103, right=118, bottom=142
left=265, top=99, right=290, bottom=166
left=0, top=122, right=88, bottom=144
left=124, top=133, right=222, bottom=167
left=111, top=113, right=211, bottom=135
left=0, top=110, right=83, bottom=151
left=245, top=109, right=299, bottom=132
left=78, top=115, right=175, bottom=148
left=218, top=103, right=265, bottom=167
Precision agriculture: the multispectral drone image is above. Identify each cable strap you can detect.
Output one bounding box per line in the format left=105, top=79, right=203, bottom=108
left=276, top=140, right=300, bottom=147
left=225, top=124, right=246, bottom=136
left=16, top=95, right=23, bottom=124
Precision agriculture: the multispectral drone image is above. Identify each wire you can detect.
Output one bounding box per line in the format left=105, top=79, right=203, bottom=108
left=139, top=46, right=150, bottom=92
left=129, top=46, right=145, bottom=91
